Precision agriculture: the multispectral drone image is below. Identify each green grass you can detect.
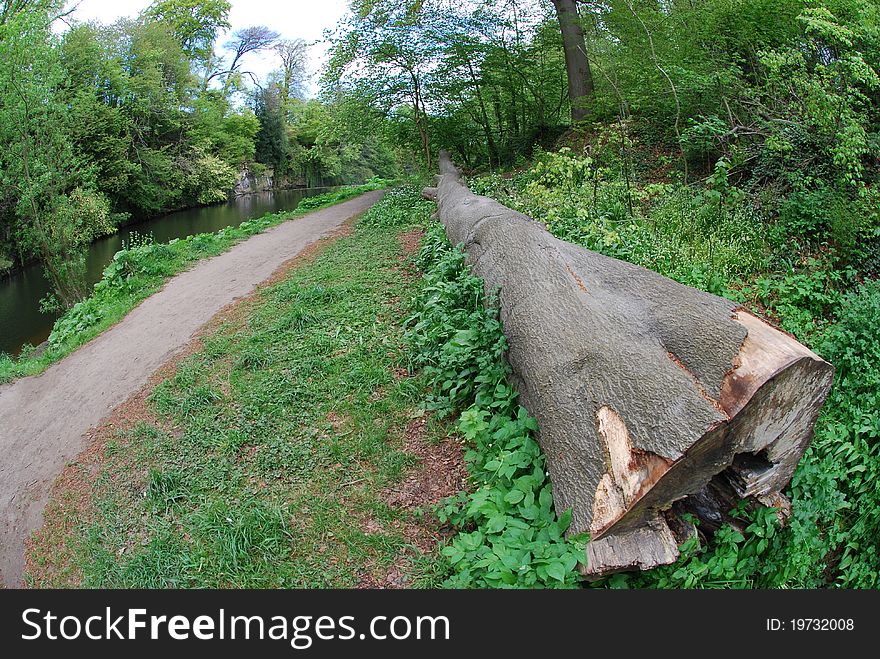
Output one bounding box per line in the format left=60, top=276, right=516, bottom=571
left=25, top=185, right=446, bottom=588
left=0, top=182, right=386, bottom=385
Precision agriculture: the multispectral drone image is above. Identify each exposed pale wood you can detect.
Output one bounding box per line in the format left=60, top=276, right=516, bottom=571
left=585, top=516, right=679, bottom=577
left=427, top=151, right=834, bottom=577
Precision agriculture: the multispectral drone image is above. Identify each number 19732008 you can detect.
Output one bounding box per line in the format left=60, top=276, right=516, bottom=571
left=766, top=618, right=854, bottom=631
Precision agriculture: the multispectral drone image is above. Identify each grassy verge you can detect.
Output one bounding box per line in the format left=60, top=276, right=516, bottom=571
left=0, top=183, right=385, bottom=385
left=25, top=185, right=463, bottom=588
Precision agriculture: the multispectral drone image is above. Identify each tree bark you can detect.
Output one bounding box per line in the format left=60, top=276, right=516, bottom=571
left=462, top=54, right=499, bottom=167
left=409, top=70, right=432, bottom=171
left=427, top=151, right=834, bottom=577
left=551, top=0, right=594, bottom=124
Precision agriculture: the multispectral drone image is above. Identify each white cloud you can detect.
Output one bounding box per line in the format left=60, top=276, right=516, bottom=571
left=63, top=0, right=351, bottom=95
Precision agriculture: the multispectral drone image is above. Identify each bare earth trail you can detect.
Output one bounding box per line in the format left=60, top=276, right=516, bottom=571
left=0, top=191, right=383, bottom=587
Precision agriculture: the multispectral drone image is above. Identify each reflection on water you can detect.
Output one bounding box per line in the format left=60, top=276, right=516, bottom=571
left=0, top=188, right=328, bottom=357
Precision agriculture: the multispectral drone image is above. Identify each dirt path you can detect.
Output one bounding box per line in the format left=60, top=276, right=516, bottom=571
left=0, top=191, right=383, bottom=587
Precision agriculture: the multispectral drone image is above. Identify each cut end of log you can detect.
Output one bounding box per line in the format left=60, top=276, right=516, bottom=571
left=720, top=310, right=834, bottom=497
left=583, top=310, right=833, bottom=577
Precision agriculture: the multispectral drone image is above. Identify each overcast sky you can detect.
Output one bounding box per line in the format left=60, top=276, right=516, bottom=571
left=63, top=0, right=351, bottom=95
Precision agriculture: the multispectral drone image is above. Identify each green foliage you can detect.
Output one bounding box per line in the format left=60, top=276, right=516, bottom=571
left=811, top=280, right=880, bottom=587
left=357, top=184, right=433, bottom=229
left=759, top=2, right=879, bottom=188
left=295, top=179, right=388, bottom=212
left=742, top=256, right=852, bottom=338
left=253, top=86, right=291, bottom=174
left=0, top=2, right=116, bottom=308
left=0, top=1, right=271, bottom=308
left=326, top=0, right=880, bottom=195
left=473, top=148, right=768, bottom=295
left=608, top=507, right=784, bottom=589
left=326, top=0, right=567, bottom=170
left=778, top=188, right=845, bottom=245
left=191, top=94, right=260, bottom=168
left=184, top=148, right=238, bottom=206
left=681, top=115, right=729, bottom=163
left=143, top=0, right=231, bottom=62
left=256, top=81, right=402, bottom=187
left=408, top=222, right=585, bottom=588
left=147, top=468, right=186, bottom=512
left=1, top=0, right=396, bottom=321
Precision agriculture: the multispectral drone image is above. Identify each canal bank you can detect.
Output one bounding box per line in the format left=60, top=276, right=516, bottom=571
left=0, top=188, right=335, bottom=357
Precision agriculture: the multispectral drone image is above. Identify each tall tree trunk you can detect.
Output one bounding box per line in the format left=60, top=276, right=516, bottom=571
left=463, top=56, right=499, bottom=167
left=409, top=71, right=432, bottom=170
left=551, top=0, right=594, bottom=124
left=202, top=50, right=214, bottom=93
left=490, top=88, right=505, bottom=152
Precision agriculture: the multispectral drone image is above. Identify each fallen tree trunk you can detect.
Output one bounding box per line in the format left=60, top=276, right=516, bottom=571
left=426, top=151, right=834, bottom=577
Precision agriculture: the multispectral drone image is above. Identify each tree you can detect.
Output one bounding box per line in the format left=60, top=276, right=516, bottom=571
left=227, top=26, right=278, bottom=73
left=253, top=84, right=290, bottom=173
left=205, top=25, right=279, bottom=91
left=191, top=91, right=260, bottom=166
left=58, top=23, right=133, bottom=200
left=325, top=0, right=571, bottom=169
left=550, top=0, right=594, bottom=123
left=430, top=2, right=569, bottom=166
left=143, top=0, right=230, bottom=64
left=326, top=2, right=438, bottom=169
left=0, top=0, right=292, bottom=309
left=276, top=38, right=309, bottom=117
left=0, top=1, right=116, bottom=308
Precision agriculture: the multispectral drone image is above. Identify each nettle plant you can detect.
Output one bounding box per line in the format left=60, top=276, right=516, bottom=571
left=408, top=222, right=585, bottom=588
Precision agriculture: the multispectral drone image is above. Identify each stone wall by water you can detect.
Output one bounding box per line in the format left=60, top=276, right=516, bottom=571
left=234, top=168, right=306, bottom=196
